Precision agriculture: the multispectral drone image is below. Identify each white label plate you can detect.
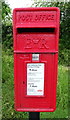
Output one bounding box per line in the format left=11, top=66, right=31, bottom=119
left=27, top=63, right=44, bottom=96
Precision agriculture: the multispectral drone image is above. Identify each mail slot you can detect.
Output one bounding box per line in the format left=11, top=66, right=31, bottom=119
left=13, top=7, right=60, bottom=112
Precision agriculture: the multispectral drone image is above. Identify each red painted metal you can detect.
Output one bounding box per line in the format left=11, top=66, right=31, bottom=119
left=13, top=7, right=60, bottom=112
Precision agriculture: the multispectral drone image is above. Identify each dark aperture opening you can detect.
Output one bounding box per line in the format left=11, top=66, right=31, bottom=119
left=17, top=28, right=55, bottom=33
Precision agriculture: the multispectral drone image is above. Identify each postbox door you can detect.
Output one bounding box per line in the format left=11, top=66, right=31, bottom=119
left=14, top=53, right=58, bottom=112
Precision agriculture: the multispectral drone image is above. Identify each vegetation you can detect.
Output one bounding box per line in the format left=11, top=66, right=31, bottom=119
left=2, top=1, right=13, bottom=50
left=2, top=0, right=69, bottom=119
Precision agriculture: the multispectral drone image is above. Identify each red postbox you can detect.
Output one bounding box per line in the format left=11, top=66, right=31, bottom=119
left=13, top=7, right=60, bottom=112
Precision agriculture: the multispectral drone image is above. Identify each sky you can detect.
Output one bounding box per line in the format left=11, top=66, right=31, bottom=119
left=5, top=0, right=33, bottom=10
